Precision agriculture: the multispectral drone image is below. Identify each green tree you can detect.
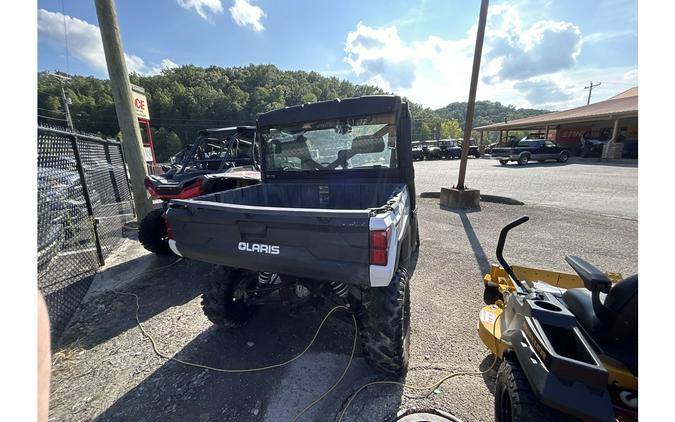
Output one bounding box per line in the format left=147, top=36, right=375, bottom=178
left=151, top=127, right=183, bottom=162
left=440, top=119, right=462, bottom=139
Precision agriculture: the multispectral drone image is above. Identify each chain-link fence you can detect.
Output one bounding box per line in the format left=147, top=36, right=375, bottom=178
left=38, top=124, right=135, bottom=343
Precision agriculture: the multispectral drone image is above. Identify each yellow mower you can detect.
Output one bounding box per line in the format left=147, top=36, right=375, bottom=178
left=479, top=216, right=637, bottom=422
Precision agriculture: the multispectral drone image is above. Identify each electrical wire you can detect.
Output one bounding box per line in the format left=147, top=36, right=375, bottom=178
left=337, top=316, right=500, bottom=422
left=113, top=257, right=500, bottom=422
left=112, top=258, right=357, bottom=421
left=61, top=0, right=70, bottom=74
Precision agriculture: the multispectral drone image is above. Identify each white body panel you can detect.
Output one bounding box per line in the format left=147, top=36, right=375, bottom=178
left=368, top=186, right=410, bottom=287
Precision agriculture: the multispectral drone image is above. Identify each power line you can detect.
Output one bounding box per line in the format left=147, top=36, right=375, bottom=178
left=37, top=107, right=66, bottom=114
left=38, top=115, right=68, bottom=122
left=584, top=81, right=602, bottom=105
left=61, top=0, right=70, bottom=74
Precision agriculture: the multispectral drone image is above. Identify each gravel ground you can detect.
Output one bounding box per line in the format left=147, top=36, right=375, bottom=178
left=48, top=160, right=638, bottom=422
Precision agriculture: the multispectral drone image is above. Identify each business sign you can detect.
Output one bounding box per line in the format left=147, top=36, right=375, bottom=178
left=143, top=146, right=154, bottom=162
left=559, top=126, right=592, bottom=142
left=131, top=84, right=150, bottom=120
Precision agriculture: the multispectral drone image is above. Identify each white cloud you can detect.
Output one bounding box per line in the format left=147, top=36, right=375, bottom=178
left=229, top=0, right=265, bottom=32
left=481, top=5, right=583, bottom=83
left=38, top=8, right=108, bottom=72
left=345, top=23, right=417, bottom=91
left=176, top=0, right=224, bottom=20
left=147, top=59, right=180, bottom=76
left=38, top=9, right=176, bottom=77
left=342, top=4, right=631, bottom=110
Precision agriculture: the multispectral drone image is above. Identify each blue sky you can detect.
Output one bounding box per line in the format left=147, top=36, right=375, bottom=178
left=38, top=0, right=638, bottom=110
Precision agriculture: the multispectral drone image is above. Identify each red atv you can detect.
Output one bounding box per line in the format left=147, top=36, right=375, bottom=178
left=139, top=126, right=260, bottom=254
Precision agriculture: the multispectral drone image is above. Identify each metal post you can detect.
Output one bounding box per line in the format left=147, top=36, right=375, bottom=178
left=71, top=135, right=105, bottom=266
left=117, top=136, right=137, bottom=219
left=479, top=130, right=485, bottom=154
left=95, top=0, right=153, bottom=221
left=50, top=72, right=74, bottom=130
left=457, top=0, right=489, bottom=190
left=602, top=118, right=620, bottom=159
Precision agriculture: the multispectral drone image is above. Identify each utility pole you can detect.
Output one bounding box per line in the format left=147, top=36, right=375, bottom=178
left=456, top=0, right=489, bottom=190
left=585, top=81, right=602, bottom=105
left=95, top=0, right=152, bottom=221
left=50, top=72, right=74, bottom=130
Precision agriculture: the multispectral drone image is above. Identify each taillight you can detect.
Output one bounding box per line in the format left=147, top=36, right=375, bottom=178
left=369, top=227, right=390, bottom=266
left=163, top=212, right=174, bottom=240
left=144, top=178, right=160, bottom=198
left=175, top=179, right=204, bottom=199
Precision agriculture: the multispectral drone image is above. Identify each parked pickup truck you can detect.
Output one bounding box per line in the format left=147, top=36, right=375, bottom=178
left=166, top=95, right=419, bottom=376
left=491, top=138, right=569, bottom=166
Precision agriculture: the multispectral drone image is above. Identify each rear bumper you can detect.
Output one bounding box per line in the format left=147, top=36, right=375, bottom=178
left=490, top=154, right=517, bottom=160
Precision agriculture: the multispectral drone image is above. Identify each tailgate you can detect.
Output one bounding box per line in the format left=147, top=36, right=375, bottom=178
left=166, top=201, right=372, bottom=285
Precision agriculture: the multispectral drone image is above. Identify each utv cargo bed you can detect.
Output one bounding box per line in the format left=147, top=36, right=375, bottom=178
left=168, top=182, right=409, bottom=285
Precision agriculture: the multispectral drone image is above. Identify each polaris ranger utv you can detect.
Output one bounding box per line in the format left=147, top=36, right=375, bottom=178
left=138, top=127, right=260, bottom=255
left=166, top=95, right=419, bottom=376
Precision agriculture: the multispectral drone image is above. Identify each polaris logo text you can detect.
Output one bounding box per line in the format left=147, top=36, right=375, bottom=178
left=238, top=242, right=280, bottom=255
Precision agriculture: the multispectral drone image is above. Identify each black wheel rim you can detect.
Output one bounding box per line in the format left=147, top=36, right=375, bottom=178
left=499, top=388, right=512, bottom=422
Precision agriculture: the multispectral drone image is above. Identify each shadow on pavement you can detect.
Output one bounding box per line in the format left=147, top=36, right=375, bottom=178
left=479, top=354, right=499, bottom=396
left=458, top=212, right=491, bottom=275
left=493, top=162, right=570, bottom=169
left=493, top=159, right=637, bottom=169
left=58, top=255, right=207, bottom=350
left=94, top=301, right=402, bottom=422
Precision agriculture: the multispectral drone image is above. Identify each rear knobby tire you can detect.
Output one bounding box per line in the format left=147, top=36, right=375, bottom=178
left=138, top=208, right=173, bottom=255
left=201, top=267, right=259, bottom=328
left=358, top=267, right=411, bottom=377
left=495, top=356, right=569, bottom=422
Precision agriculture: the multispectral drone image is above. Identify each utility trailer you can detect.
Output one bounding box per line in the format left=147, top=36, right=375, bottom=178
left=166, top=95, right=419, bottom=375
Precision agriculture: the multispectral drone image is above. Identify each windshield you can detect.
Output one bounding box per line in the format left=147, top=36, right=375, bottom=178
left=439, top=140, right=457, bottom=147
left=262, top=113, right=397, bottom=171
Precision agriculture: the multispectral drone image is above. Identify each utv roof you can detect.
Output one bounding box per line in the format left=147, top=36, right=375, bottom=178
left=257, top=95, right=403, bottom=127
left=200, top=126, right=255, bottom=137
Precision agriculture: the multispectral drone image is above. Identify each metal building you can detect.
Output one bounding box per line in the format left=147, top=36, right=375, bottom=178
left=475, top=87, right=638, bottom=159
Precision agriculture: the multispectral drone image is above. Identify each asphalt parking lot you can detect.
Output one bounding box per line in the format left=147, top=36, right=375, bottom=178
left=48, top=158, right=638, bottom=421
left=415, top=157, right=638, bottom=219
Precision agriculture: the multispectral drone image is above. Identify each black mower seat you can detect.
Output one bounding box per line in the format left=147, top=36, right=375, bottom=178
left=562, top=274, right=638, bottom=374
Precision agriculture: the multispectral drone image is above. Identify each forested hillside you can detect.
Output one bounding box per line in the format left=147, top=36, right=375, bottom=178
left=434, top=101, right=549, bottom=131
left=37, top=64, right=547, bottom=161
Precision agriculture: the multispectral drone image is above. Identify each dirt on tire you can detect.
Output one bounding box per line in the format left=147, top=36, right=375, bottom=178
left=357, top=266, right=411, bottom=377
left=201, top=267, right=259, bottom=328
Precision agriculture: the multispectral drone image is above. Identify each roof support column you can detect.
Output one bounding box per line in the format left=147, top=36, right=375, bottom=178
left=479, top=130, right=485, bottom=154
left=602, top=118, right=622, bottom=160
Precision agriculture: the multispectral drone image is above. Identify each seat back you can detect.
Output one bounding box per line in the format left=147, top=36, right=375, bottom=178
left=603, top=275, right=638, bottom=360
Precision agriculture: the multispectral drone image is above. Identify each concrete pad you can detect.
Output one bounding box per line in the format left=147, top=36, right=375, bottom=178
left=440, top=187, right=481, bottom=209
